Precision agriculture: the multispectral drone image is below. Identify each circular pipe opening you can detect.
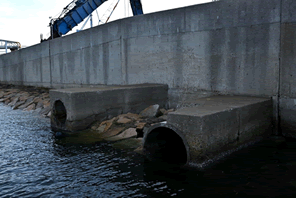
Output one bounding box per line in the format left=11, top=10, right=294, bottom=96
left=144, top=127, right=187, bottom=165
left=53, top=100, right=67, bottom=126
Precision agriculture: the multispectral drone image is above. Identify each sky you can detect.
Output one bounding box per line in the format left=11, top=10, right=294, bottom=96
left=0, top=0, right=212, bottom=48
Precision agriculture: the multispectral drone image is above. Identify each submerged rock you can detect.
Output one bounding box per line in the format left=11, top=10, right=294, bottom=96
left=112, top=138, right=143, bottom=150
left=100, top=127, right=126, bottom=139
left=105, top=128, right=137, bottom=141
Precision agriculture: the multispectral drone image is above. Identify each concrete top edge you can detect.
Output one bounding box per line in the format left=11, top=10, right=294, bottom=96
left=49, top=84, right=168, bottom=93
left=170, top=95, right=271, bottom=117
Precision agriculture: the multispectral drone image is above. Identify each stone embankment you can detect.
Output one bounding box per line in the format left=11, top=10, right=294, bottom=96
left=0, top=84, right=175, bottom=153
left=88, top=104, right=175, bottom=153
left=0, top=85, right=51, bottom=117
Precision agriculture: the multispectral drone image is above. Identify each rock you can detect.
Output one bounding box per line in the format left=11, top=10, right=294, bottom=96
left=18, top=97, right=34, bottom=110
left=158, top=115, right=167, bottom=120
left=43, top=100, right=50, bottom=108
left=134, top=143, right=144, bottom=154
left=24, top=103, right=36, bottom=111
left=46, top=111, right=51, bottom=118
left=102, top=122, right=113, bottom=132
left=19, top=94, right=30, bottom=101
left=134, top=146, right=143, bottom=154
left=36, top=101, right=44, bottom=109
left=42, top=99, right=50, bottom=104
left=139, top=104, right=161, bottom=118
left=12, top=101, right=26, bottom=110
left=1, top=96, right=11, bottom=103
left=33, top=97, right=42, bottom=103
left=112, top=138, right=143, bottom=150
left=125, top=113, right=141, bottom=120
left=34, top=108, right=42, bottom=113
left=136, top=122, right=146, bottom=130
left=159, top=108, right=166, bottom=115
left=3, top=92, right=14, bottom=97
left=5, top=99, right=11, bottom=105
left=105, top=128, right=137, bottom=141
left=99, top=117, right=117, bottom=132
left=90, top=121, right=101, bottom=130
left=96, top=124, right=106, bottom=133
left=164, top=109, right=175, bottom=115
left=117, top=117, right=132, bottom=124
left=41, top=93, right=49, bottom=98
left=100, top=127, right=125, bottom=139
left=8, top=97, right=19, bottom=107
left=0, top=92, right=4, bottom=98
left=40, top=106, right=51, bottom=115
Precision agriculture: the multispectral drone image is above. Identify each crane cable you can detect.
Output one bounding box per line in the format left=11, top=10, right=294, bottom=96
left=105, top=0, right=120, bottom=23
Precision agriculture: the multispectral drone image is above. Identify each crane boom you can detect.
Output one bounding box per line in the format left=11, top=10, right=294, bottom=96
left=130, top=0, right=143, bottom=15
left=47, top=0, right=143, bottom=40
left=50, top=0, right=108, bottom=39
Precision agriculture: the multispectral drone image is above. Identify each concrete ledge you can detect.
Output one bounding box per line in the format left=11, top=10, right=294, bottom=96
left=50, top=84, right=168, bottom=132
left=143, top=96, right=272, bottom=165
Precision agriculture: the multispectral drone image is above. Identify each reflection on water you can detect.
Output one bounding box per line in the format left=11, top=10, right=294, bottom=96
left=0, top=104, right=296, bottom=197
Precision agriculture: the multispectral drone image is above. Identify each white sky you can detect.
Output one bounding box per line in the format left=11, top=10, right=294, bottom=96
left=0, top=0, right=212, bottom=48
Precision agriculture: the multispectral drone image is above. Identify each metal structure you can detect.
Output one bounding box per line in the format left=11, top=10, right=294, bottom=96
left=129, top=0, right=143, bottom=15
left=45, top=0, right=143, bottom=41
left=0, top=40, right=21, bottom=54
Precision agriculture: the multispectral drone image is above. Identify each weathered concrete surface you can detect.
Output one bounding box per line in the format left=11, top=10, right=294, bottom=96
left=0, top=0, right=280, bottom=103
left=1, top=0, right=296, bottom=136
left=50, top=84, right=168, bottom=132
left=279, top=0, right=296, bottom=138
left=143, top=96, right=273, bottom=165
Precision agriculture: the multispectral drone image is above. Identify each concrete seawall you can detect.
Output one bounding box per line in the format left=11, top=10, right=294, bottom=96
left=1, top=0, right=296, bottom=137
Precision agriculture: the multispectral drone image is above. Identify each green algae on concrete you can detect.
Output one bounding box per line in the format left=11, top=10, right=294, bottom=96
left=111, top=138, right=143, bottom=150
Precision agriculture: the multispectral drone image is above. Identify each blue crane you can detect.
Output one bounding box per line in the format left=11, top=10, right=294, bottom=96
left=46, top=0, right=143, bottom=40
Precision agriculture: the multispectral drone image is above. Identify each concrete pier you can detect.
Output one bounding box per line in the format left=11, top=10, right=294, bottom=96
left=143, top=96, right=273, bottom=165
left=50, top=84, right=168, bottom=132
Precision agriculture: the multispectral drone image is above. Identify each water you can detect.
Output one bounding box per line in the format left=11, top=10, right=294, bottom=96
left=1, top=104, right=296, bottom=197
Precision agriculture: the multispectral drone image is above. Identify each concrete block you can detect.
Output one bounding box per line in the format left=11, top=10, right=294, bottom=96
left=50, top=84, right=168, bottom=132
left=280, top=23, right=296, bottom=98
left=282, top=0, right=296, bottom=23
left=280, top=97, right=296, bottom=138
left=185, top=0, right=280, bottom=32
left=144, top=96, right=272, bottom=165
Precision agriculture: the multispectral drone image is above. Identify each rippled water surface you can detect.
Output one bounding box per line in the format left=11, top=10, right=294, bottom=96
left=1, top=104, right=296, bottom=197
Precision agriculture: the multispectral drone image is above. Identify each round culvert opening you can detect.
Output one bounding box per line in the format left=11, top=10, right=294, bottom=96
left=144, top=127, right=188, bottom=165
left=53, top=100, right=67, bottom=126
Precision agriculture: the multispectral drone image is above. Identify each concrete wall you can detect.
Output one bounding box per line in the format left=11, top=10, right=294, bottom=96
left=0, top=0, right=295, bottom=136
left=279, top=0, right=296, bottom=138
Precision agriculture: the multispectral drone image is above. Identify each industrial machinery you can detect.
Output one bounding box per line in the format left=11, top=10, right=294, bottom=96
left=44, top=0, right=143, bottom=41
left=0, top=40, right=21, bottom=53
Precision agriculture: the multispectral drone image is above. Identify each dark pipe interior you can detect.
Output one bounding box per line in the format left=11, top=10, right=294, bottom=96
left=144, top=127, right=187, bottom=165
left=53, top=100, right=67, bottom=126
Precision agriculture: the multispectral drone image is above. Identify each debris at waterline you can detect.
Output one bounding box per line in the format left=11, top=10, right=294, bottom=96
left=0, top=84, right=175, bottom=152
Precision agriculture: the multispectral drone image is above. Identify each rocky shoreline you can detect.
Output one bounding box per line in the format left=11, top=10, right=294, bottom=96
left=0, top=84, right=51, bottom=117
left=0, top=84, right=175, bottom=153
left=87, top=104, right=175, bottom=152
